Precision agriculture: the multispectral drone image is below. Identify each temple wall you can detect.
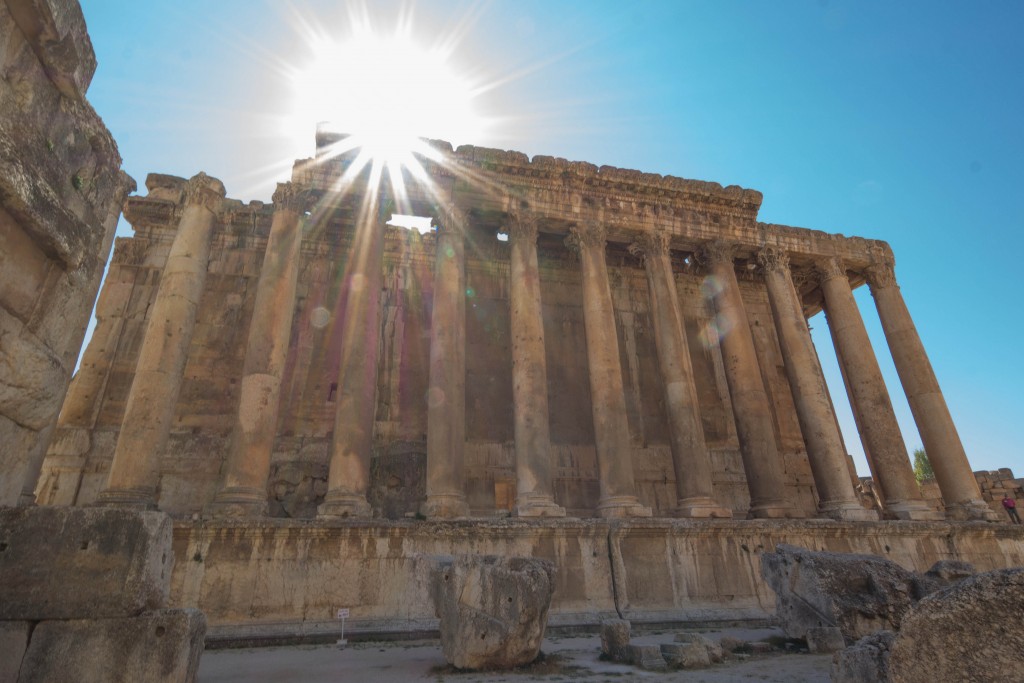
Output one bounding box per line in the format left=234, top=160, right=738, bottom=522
left=168, top=519, right=1024, bottom=643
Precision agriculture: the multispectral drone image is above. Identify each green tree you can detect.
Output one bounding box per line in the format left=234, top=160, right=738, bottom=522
left=913, top=448, right=934, bottom=482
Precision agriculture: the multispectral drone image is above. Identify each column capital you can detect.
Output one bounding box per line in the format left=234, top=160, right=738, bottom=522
left=757, top=246, right=790, bottom=274
left=815, top=256, right=847, bottom=284
left=183, top=172, right=226, bottom=213
left=505, top=210, right=539, bottom=243
left=565, top=221, right=606, bottom=251
left=436, top=202, right=468, bottom=235
left=697, top=238, right=736, bottom=266
left=271, top=181, right=308, bottom=213
left=627, top=230, right=671, bottom=262
left=865, top=261, right=897, bottom=290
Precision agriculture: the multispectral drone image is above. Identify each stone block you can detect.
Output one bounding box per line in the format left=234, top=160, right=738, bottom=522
left=660, top=641, right=710, bottom=669
left=0, top=507, right=172, bottom=620
left=431, top=555, right=555, bottom=670
left=831, top=631, right=895, bottom=683
left=599, top=618, right=630, bottom=660
left=806, top=626, right=845, bottom=653
left=673, top=632, right=723, bottom=662
left=0, top=621, right=31, bottom=683
left=17, top=608, right=205, bottom=683
left=719, top=635, right=746, bottom=653
left=625, top=644, right=667, bottom=671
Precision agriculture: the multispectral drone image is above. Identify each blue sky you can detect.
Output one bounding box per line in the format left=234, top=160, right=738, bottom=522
left=79, top=1, right=1024, bottom=476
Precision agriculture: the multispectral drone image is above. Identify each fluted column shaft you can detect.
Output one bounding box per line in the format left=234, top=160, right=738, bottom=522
left=866, top=260, right=993, bottom=520
left=631, top=233, right=730, bottom=518
left=817, top=257, right=940, bottom=520
left=421, top=206, right=470, bottom=518
left=209, top=183, right=304, bottom=517
left=319, top=199, right=386, bottom=518
left=507, top=212, right=565, bottom=517
left=759, top=248, right=876, bottom=520
left=702, top=240, right=796, bottom=518
left=568, top=222, right=651, bottom=518
left=99, top=172, right=225, bottom=509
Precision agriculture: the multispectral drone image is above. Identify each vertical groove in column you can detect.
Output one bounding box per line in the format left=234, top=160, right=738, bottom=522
left=98, top=172, right=226, bottom=510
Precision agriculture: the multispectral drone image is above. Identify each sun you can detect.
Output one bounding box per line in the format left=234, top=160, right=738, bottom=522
left=285, top=17, right=485, bottom=175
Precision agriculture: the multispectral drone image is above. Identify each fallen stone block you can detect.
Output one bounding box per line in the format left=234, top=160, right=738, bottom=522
left=719, top=635, right=746, bottom=653
left=761, top=544, right=917, bottom=641
left=0, top=507, right=173, bottom=620
left=625, top=644, right=667, bottom=671
left=599, top=618, right=630, bottom=660
left=431, top=555, right=555, bottom=670
left=660, top=641, right=710, bottom=669
left=0, top=621, right=31, bottom=683
left=17, top=608, right=206, bottom=683
left=887, top=568, right=1024, bottom=683
left=673, top=632, right=723, bottom=662
left=806, top=626, right=845, bottom=653
left=831, top=630, right=895, bottom=683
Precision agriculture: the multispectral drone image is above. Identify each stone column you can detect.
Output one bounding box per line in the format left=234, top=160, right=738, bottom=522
left=758, top=247, right=876, bottom=520
left=97, top=172, right=225, bottom=509
left=421, top=204, right=471, bottom=518
left=319, top=197, right=386, bottom=518
left=700, top=240, right=797, bottom=519
left=566, top=222, right=651, bottom=518
left=865, top=257, right=994, bottom=521
left=506, top=211, right=566, bottom=518
left=629, top=232, right=730, bottom=518
left=816, top=256, right=941, bottom=520
left=208, top=183, right=305, bottom=517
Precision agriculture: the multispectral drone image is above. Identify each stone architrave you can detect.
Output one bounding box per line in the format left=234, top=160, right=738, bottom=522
left=506, top=210, right=565, bottom=518
left=97, top=172, right=225, bottom=509
left=319, top=197, right=386, bottom=518
left=421, top=204, right=471, bottom=518
left=208, top=183, right=306, bottom=517
left=629, top=231, right=730, bottom=518
left=865, top=258, right=995, bottom=522
left=565, top=222, right=651, bottom=518
left=758, top=247, right=875, bottom=521
left=699, top=239, right=796, bottom=519
left=816, top=257, right=940, bottom=521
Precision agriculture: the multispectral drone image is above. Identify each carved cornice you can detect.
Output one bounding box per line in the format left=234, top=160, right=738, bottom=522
left=627, top=230, right=671, bottom=263
left=791, top=267, right=815, bottom=290
left=815, top=256, right=847, bottom=284
left=271, top=182, right=307, bottom=213
left=757, top=246, right=790, bottom=274
left=505, top=211, right=539, bottom=243
left=564, top=221, right=606, bottom=252
left=183, top=172, right=225, bottom=212
left=697, top=239, right=736, bottom=267
left=436, top=202, right=467, bottom=235
left=110, top=237, right=149, bottom=266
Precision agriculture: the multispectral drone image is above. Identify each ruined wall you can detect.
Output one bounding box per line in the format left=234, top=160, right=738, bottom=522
left=38, top=178, right=818, bottom=518
left=0, top=0, right=134, bottom=505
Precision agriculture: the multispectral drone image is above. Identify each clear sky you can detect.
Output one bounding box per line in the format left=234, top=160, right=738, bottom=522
left=78, top=1, right=1024, bottom=477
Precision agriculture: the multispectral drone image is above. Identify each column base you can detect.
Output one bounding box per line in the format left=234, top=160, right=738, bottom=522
left=421, top=494, right=470, bottom=519
left=95, top=487, right=158, bottom=511
left=944, top=499, right=1001, bottom=522
left=673, top=496, right=733, bottom=519
left=318, top=489, right=372, bottom=519
left=206, top=487, right=268, bottom=519
left=597, top=495, right=652, bottom=518
left=514, top=494, right=566, bottom=518
left=817, top=500, right=879, bottom=522
left=748, top=499, right=804, bottom=519
left=883, top=499, right=945, bottom=521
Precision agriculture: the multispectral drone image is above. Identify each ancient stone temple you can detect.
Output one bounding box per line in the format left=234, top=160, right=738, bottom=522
left=34, top=130, right=1022, bottom=641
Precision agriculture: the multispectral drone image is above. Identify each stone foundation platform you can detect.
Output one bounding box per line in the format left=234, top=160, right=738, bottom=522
left=170, top=519, right=1024, bottom=645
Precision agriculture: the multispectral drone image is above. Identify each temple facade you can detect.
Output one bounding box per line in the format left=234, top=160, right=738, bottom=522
left=37, top=131, right=995, bottom=523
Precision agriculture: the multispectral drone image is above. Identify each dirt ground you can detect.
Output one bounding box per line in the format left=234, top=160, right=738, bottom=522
left=198, top=627, right=833, bottom=682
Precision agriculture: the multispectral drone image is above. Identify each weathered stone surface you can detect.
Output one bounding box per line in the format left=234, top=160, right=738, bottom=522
left=761, top=544, right=917, bottom=641
left=831, top=630, right=895, bottom=683
left=806, top=626, right=845, bottom=653
left=18, top=608, right=206, bottom=683
left=599, top=618, right=630, bottom=660
left=673, top=632, right=723, bottom=663
left=661, top=641, right=710, bottom=669
left=887, top=568, right=1024, bottom=683
left=625, top=644, right=667, bottom=671
left=0, top=507, right=172, bottom=620
left=719, top=635, right=746, bottom=653
left=910, top=559, right=974, bottom=598
left=431, top=555, right=555, bottom=670
left=0, top=621, right=31, bottom=683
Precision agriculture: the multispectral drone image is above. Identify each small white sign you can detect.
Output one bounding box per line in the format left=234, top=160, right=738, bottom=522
left=336, top=608, right=350, bottom=619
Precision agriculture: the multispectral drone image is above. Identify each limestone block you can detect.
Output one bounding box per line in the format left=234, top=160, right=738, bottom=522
left=431, top=555, right=555, bottom=670
left=0, top=621, right=31, bottom=683
left=761, top=544, right=917, bottom=641
left=719, top=635, right=746, bottom=653
left=674, top=632, right=723, bottom=662
left=806, top=626, right=845, bottom=653
left=17, top=608, right=205, bottom=683
left=625, top=644, right=667, bottom=671
left=0, top=507, right=172, bottom=620
left=831, top=631, right=895, bottom=683
left=887, top=568, right=1024, bottom=683
left=660, top=641, right=710, bottom=669
left=599, top=618, right=630, bottom=660
left=0, top=308, right=67, bottom=431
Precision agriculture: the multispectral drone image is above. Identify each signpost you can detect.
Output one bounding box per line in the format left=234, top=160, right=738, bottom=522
left=336, top=608, right=350, bottom=646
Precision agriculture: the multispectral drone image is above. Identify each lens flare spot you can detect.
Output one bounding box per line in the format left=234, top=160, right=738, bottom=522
left=310, top=306, right=330, bottom=328
left=427, top=386, right=446, bottom=408
left=700, top=274, right=725, bottom=298
left=466, top=287, right=475, bottom=298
